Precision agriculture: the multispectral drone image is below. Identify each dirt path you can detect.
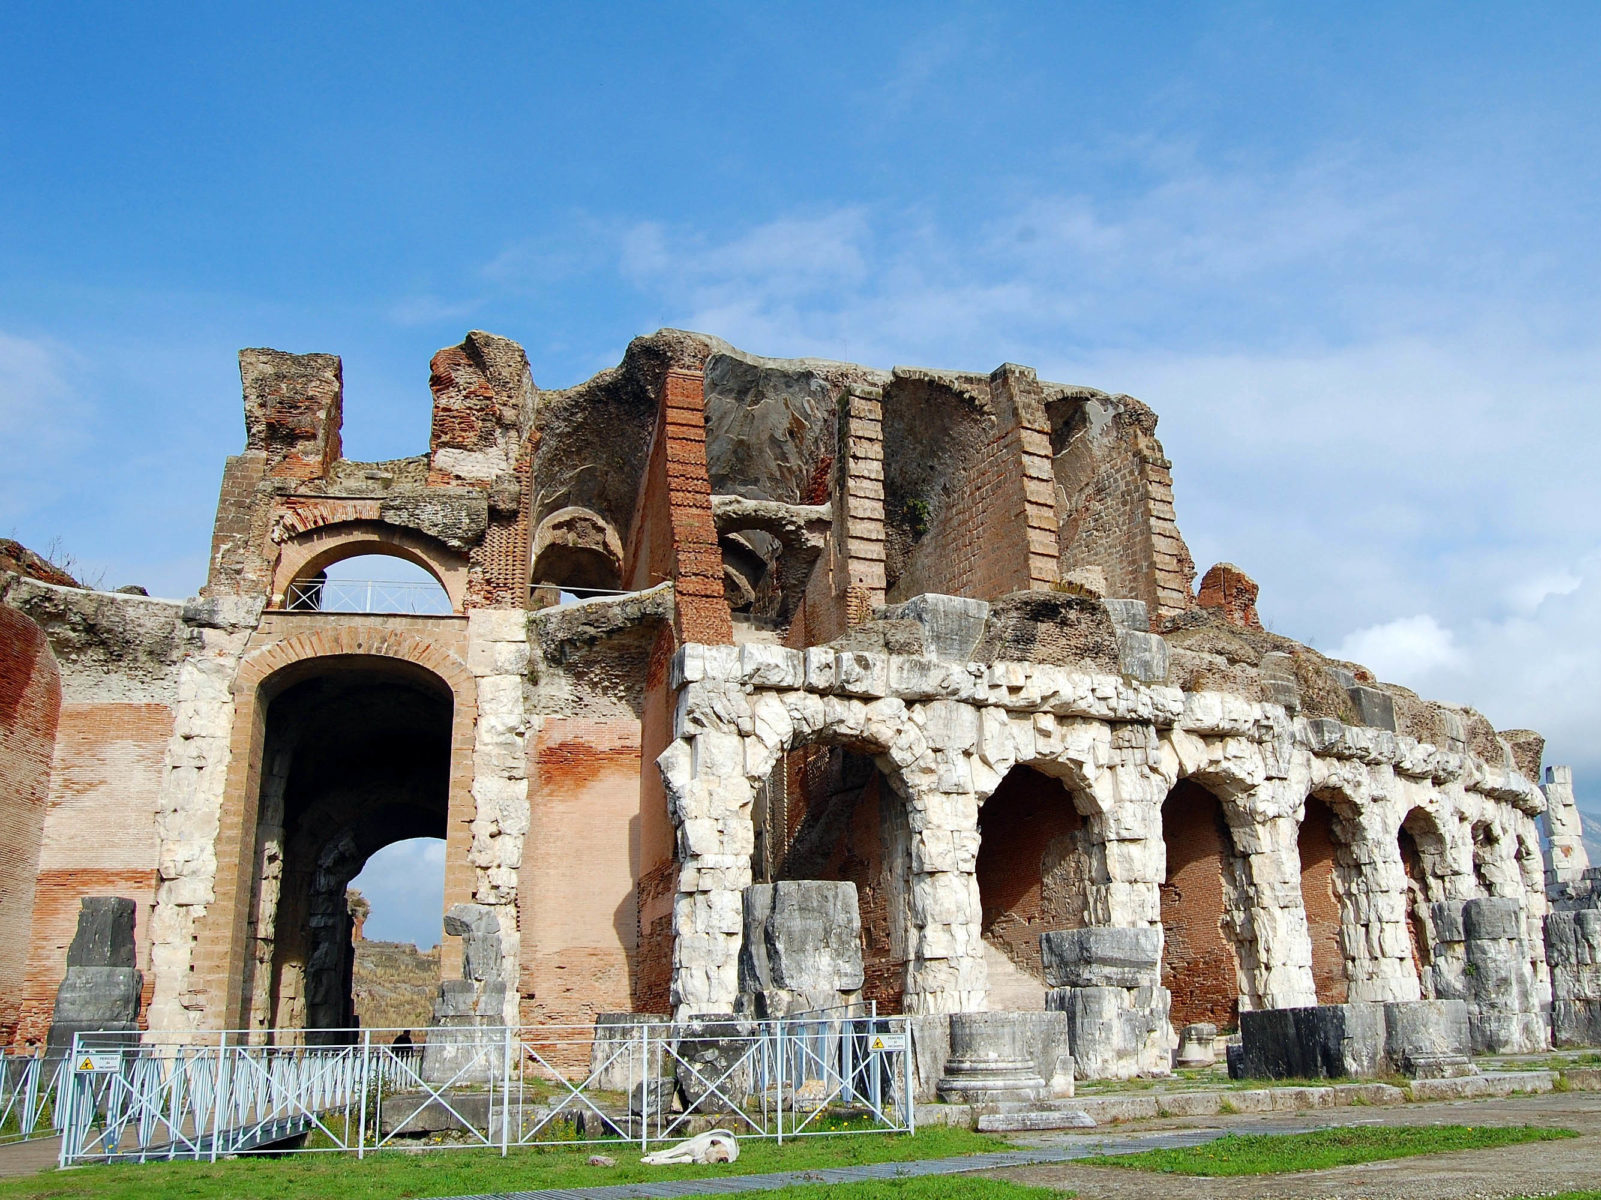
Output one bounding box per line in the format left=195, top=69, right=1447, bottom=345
left=990, top=1091, right=1601, bottom=1199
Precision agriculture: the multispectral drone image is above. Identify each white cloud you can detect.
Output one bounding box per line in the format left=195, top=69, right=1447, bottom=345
left=471, top=138, right=1601, bottom=812
left=0, top=332, right=86, bottom=516
left=1335, top=615, right=1464, bottom=679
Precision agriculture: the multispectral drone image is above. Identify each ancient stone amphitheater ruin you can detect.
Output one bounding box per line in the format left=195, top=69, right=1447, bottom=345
left=2, top=328, right=1596, bottom=1091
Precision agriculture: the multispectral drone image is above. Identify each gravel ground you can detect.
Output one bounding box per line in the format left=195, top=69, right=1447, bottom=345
left=988, top=1091, right=1601, bottom=1200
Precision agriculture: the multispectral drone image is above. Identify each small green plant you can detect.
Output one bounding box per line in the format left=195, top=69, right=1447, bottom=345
left=1084, top=1124, right=1574, bottom=1177
left=902, top=498, right=931, bottom=539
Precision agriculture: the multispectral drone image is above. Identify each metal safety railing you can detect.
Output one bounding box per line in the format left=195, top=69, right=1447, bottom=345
left=284, top=579, right=454, bottom=615
left=0, top=1050, right=66, bottom=1144
left=59, top=1014, right=913, bottom=1165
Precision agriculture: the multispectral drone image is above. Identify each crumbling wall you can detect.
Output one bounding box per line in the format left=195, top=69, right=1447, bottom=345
left=1, top=577, right=185, bottom=1043
left=1049, top=386, right=1195, bottom=617
left=883, top=367, right=1055, bottom=603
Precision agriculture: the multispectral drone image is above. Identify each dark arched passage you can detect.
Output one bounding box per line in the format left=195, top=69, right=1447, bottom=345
left=242, top=657, right=452, bottom=1042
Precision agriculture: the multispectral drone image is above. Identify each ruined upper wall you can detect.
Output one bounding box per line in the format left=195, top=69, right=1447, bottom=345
left=205, top=333, right=535, bottom=609
left=203, top=328, right=1197, bottom=635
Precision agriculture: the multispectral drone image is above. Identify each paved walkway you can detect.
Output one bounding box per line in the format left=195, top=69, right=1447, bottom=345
left=0, top=1135, right=59, bottom=1179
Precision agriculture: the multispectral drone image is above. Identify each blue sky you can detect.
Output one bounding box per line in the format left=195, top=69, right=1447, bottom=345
left=5, top=3, right=1600, bottom=943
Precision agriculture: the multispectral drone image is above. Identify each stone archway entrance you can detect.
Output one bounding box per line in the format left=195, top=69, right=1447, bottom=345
left=242, top=657, right=453, bottom=1043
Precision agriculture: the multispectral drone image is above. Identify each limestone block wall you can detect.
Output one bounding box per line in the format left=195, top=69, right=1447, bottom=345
left=657, top=640, right=1550, bottom=1063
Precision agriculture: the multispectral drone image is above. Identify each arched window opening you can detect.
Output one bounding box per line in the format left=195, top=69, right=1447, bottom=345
left=290, top=554, right=452, bottom=615
left=1298, top=794, right=1353, bottom=1004
left=1160, top=780, right=1247, bottom=1029
left=242, top=659, right=452, bottom=1043
left=753, top=745, right=909, bottom=1012
left=974, top=766, right=1090, bottom=1011
left=347, top=838, right=445, bottom=1038
left=531, top=506, right=624, bottom=606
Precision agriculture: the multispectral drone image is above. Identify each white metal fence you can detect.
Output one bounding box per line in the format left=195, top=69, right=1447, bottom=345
left=285, top=578, right=453, bottom=615
left=59, top=1014, right=913, bottom=1165
left=0, top=1051, right=65, bottom=1144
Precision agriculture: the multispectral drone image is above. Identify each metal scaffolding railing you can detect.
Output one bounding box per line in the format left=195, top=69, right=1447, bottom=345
left=58, top=1014, right=913, bottom=1165
left=284, top=578, right=453, bottom=615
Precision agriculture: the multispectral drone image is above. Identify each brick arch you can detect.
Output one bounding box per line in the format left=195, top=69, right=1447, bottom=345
left=233, top=626, right=475, bottom=704
left=268, top=520, right=469, bottom=613
left=198, top=627, right=478, bottom=1030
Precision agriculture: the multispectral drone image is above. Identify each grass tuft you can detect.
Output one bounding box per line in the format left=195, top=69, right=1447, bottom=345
left=681, top=1180, right=1065, bottom=1200
left=1082, top=1123, right=1575, bottom=1176
left=0, top=1126, right=1008, bottom=1200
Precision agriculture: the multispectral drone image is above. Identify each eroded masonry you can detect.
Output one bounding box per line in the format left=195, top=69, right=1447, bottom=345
left=2, top=329, right=1597, bottom=1086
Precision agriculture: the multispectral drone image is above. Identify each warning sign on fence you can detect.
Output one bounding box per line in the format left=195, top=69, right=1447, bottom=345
left=868, top=1034, right=906, bottom=1052
left=76, top=1053, right=120, bottom=1072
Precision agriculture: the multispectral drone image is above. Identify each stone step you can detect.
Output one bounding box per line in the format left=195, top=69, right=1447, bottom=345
left=978, top=1107, right=1096, bottom=1132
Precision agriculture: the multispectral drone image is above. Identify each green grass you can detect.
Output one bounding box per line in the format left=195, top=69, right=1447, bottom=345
left=679, top=1181, right=1063, bottom=1200
left=0, top=1126, right=1007, bottom=1200
left=1082, top=1123, right=1576, bottom=1176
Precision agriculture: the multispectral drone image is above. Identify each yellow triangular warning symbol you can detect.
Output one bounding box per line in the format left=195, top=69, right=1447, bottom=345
left=78, top=1057, right=94, bottom=1071
left=870, top=1036, right=886, bottom=1051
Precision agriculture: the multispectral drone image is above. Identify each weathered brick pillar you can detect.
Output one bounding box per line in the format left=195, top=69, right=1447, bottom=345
left=987, top=364, right=1059, bottom=593
left=838, top=385, right=886, bottom=625
left=1140, top=458, right=1194, bottom=620
left=662, top=368, right=733, bottom=645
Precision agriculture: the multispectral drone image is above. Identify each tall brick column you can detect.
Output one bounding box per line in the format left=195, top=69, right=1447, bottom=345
left=838, top=385, right=886, bottom=625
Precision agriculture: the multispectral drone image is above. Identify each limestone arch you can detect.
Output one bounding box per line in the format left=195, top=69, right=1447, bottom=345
left=190, top=627, right=477, bottom=1034
left=269, top=521, right=469, bottom=613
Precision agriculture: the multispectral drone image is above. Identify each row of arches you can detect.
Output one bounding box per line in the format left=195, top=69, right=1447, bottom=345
left=746, top=745, right=1531, bottom=1030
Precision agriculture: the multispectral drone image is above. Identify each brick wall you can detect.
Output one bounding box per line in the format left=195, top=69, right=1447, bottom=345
left=787, top=387, right=886, bottom=645
left=203, top=451, right=271, bottom=596
left=1053, top=394, right=1195, bottom=619
left=1298, top=796, right=1350, bottom=1004
left=890, top=367, right=1057, bottom=604
left=1160, top=781, right=1243, bottom=1029
left=16, top=700, right=170, bottom=1041
left=0, top=609, right=59, bottom=1037
left=518, top=717, right=643, bottom=1025
left=631, top=626, right=677, bottom=1014
left=975, top=767, right=1088, bottom=980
